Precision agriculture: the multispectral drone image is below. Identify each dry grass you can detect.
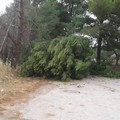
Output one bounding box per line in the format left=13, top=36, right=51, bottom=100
left=0, top=60, right=15, bottom=78
left=0, top=60, right=47, bottom=114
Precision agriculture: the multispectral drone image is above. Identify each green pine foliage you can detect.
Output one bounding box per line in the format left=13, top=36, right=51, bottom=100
left=21, top=41, right=50, bottom=76
left=21, top=36, right=91, bottom=80
left=89, top=62, right=120, bottom=78
left=103, top=66, right=120, bottom=78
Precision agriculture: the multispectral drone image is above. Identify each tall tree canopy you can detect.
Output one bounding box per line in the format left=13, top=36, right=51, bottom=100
left=89, top=0, right=120, bottom=64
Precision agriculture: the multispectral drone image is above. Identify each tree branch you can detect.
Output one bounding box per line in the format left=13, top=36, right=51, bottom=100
left=0, top=18, right=15, bottom=53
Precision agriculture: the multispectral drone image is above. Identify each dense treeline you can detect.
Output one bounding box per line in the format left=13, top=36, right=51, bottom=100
left=0, top=0, right=120, bottom=80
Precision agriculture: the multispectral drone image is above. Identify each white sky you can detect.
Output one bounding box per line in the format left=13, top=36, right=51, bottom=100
left=0, top=0, right=14, bottom=14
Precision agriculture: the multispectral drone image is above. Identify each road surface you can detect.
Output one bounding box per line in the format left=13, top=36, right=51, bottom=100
left=1, top=77, right=120, bottom=120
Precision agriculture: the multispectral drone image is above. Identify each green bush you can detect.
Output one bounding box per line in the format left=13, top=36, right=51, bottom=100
left=89, top=61, right=106, bottom=75
left=89, top=62, right=120, bottom=78
left=21, top=41, right=50, bottom=76
left=21, top=36, right=92, bottom=80
left=103, top=65, right=120, bottom=78
left=74, top=60, right=90, bottom=79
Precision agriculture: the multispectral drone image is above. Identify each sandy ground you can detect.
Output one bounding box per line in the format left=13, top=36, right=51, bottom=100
left=0, top=77, right=48, bottom=115
left=0, top=60, right=47, bottom=112
left=0, top=77, right=120, bottom=120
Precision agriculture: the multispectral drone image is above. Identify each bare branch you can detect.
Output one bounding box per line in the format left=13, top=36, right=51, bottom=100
left=0, top=18, right=15, bottom=53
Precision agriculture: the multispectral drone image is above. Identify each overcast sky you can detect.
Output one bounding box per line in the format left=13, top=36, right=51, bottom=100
left=0, top=0, right=13, bottom=14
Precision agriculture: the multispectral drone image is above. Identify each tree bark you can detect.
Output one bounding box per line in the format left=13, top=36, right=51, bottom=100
left=15, top=0, right=24, bottom=65
left=96, top=35, right=102, bottom=64
left=0, top=18, right=15, bottom=53
left=113, top=50, right=120, bottom=66
left=116, top=56, right=119, bottom=66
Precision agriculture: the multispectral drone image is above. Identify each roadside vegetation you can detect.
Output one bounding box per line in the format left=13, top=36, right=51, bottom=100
left=0, top=0, right=120, bottom=81
left=0, top=60, right=47, bottom=109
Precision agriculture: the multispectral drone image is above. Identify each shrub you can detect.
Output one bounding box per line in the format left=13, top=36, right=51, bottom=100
left=21, top=41, right=50, bottom=76
left=103, top=65, right=120, bottom=78
left=89, top=61, right=106, bottom=75
left=21, top=36, right=92, bottom=80
left=74, top=60, right=90, bottom=79
left=89, top=61, right=120, bottom=78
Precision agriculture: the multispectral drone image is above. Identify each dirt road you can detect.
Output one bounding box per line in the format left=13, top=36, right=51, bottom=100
left=1, top=77, right=120, bottom=120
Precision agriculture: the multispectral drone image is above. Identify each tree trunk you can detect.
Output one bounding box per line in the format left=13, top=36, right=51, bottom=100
left=113, top=50, right=119, bottom=66
left=15, top=0, right=24, bottom=65
left=96, top=35, right=102, bottom=64
left=0, top=18, right=15, bottom=53
left=116, top=56, right=119, bottom=66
